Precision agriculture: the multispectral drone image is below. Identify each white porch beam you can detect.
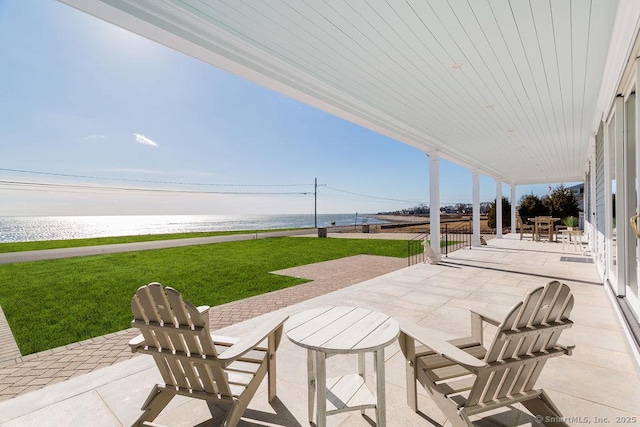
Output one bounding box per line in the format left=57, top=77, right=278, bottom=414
left=495, top=180, right=503, bottom=239
left=511, top=185, right=517, bottom=234
left=429, top=153, right=441, bottom=261
left=472, top=170, right=481, bottom=247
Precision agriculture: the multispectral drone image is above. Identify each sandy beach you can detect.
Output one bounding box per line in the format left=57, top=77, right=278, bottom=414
left=371, top=214, right=431, bottom=223
left=369, top=214, right=490, bottom=233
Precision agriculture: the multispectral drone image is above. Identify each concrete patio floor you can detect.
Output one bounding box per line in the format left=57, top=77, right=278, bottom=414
left=1, top=235, right=639, bottom=426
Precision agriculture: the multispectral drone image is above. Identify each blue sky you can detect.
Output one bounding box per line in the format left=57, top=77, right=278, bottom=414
left=0, top=0, right=560, bottom=216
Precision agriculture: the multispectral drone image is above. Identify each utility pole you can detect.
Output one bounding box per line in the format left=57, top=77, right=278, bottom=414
left=314, top=177, right=318, bottom=228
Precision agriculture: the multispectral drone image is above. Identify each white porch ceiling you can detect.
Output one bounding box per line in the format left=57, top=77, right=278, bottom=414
left=60, top=0, right=624, bottom=185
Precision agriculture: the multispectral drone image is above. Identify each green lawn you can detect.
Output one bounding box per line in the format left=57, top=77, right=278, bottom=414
left=0, top=229, right=303, bottom=253
left=0, top=237, right=407, bottom=355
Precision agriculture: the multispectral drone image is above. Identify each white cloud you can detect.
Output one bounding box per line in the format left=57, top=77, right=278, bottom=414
left=133, top=133, right=158, bottom=147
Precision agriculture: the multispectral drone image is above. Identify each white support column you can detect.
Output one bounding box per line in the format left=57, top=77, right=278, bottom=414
left=604, top=115, right=613, bottom=286
left=635, top=58, right=640, bottom=317
left=590, top=155, right=596, bottom=249
left=625, top=91, right=636, bottom=297
left=614, top=96, right=626, bottom=296
left=511, top=185, right=517, bottom=234
left=429, top=153, right=441, bottom=262
left=495, top=179, right=503, bottom=239
left=589, top=154, right=598, bottom=249
left=472, top=169, right=481, bottom=247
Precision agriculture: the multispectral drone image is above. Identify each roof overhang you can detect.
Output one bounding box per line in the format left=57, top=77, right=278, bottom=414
left=59, top=0, right=640, bottom=185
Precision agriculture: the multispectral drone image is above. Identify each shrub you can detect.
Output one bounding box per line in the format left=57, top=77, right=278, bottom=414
left=542, top=185, right=579, bottom=219
left=562, top=216, right=578, bottom=227
left=518, top=194, right=546, bottom=219
left=487, top=196, right=511, bottom=229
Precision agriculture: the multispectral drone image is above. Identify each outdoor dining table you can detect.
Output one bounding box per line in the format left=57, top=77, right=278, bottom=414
left=530, top=217, right=560, bottom=242
left=285, top=306, right=399, bottom=427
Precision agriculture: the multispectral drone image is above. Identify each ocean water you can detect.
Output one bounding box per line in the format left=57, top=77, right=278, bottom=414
left=0, top=214, right=386, bottom=243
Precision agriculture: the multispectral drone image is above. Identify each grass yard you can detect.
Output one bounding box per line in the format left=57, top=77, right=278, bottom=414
left=0, top=237, right=407, bottom=355
left=0, top=229, right=302, bottom=253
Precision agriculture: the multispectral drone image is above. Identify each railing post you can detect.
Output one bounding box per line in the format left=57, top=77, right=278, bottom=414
left=407, top=240, right=410, bottom=266
left=407, top=232, right=430, bottom=266
left=445, top=224, right=448, bottom=258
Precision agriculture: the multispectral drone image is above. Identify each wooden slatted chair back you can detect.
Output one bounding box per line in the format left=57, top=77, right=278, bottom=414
left=131, top=282, right=232, bottom=397
left=466, top=281, right=574, bottom=407
left=516, top=213, right=534, bottom=240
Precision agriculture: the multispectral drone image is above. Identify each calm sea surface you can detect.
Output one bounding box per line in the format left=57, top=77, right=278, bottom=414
left=0, top=214, right=386, bottom=243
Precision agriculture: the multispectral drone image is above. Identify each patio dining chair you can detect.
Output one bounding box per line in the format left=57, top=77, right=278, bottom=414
left=533, top=216, right=560, bottom=242
left=516, top=213, right=534, bottom=240
left=398, top=281, right=575, bottom=426
left=128, top=282, right=288, bottom=427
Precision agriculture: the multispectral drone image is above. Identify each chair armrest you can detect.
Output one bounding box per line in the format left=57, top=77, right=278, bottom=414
left=397, top=318, right=487, bottom=371
left=557, top=341, right=575, bottom=356
left=197, top=305, right=210, bottom=323
left=469, top=306, right=504, bottom=344
left=128, top=334, right=145, bottom=353
left=217, top=312, right=289, bottom=361
left=469, top=306, right=504, bottom=326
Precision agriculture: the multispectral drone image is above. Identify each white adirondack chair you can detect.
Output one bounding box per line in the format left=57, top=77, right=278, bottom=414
left=129, top=282, right=288, bottom=427
left=398, top=281, right=575, bottom=426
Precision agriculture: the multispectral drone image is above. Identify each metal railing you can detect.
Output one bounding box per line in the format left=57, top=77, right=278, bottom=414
left=407, top=224, right=473, bottom=266
left=441, top=224, right=472, bottom=257
left=407, top=233, right=426, bottom=266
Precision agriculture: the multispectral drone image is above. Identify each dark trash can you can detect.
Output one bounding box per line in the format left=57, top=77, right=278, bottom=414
left=318, top=227, right=327, bottom=238
left=362, top=224, right=370, bottom=233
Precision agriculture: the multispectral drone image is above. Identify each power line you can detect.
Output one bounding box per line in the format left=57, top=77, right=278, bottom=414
left=320, top=194, right=397, bottom=204
left=0, top=180, right=312, bottom=196
left=0, top=167, right=430, bottom=205
left=0, top=168, right=311, bottom=187
left=323, top=186, right=423, bottom=204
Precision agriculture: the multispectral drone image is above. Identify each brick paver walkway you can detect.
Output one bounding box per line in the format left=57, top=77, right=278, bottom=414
left=0, top=307, right=21, bottom=363
left=0, top=254, right=406, bottom=401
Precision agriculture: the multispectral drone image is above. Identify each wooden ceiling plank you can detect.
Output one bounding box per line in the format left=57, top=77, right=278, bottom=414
left=389, top=0, right=517, bottom=155
left=550, top=0, right=575, bottom=174
left=302, top=0, right=488, bottom=145
left=449, top=0, right=550, bottom=167
left=403, top=0, right=524, bottom=165
left=486, top=0, right=557, bottom=172
left=509, top=0, right=566, bottom=176
left=570, top=0, right=592, bottom=170
left=225, top=0, right=479, bottom=149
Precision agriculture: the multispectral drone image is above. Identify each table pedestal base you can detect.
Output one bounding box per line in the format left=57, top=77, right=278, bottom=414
left=307, top=349, right=386, bottom=427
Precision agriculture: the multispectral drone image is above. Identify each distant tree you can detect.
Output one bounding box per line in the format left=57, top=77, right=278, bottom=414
left=518, top=194, right=546, bottom=219
left=542, top=185, right=579, bottom=219
left=487, top=196, right=511, bottom=229
left=480, top=202, right=492, bottom=214
left=455, top=203, right=470, bottom=214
